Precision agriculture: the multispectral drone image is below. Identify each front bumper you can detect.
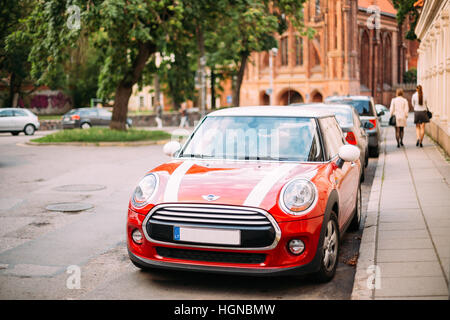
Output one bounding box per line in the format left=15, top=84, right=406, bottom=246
left=128, top=248, right=322, bottom=276
left=127, top=208, right=325, bottom=276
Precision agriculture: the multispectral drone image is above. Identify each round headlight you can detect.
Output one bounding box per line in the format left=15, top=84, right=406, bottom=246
left=280, top=179, right=317, bottom=215
left=132, top=174, right=158, bottom=207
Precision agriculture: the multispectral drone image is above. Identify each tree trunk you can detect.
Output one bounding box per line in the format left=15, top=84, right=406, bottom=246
left=210, top=67, right=216, bottom=110
left=196, top=25, right=206, bottom=116
left=7, top=72, right=20, bottom=108
left=233, top=53, right=248, bottom=107
left=110, top=42, right=156, bottom=130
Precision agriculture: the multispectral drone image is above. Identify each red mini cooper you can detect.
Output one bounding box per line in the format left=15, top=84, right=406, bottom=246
left=127, top=106, right=361, bottom=282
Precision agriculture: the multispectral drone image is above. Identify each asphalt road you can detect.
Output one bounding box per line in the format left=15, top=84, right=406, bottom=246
left=0, top=130, right=377, bottom=300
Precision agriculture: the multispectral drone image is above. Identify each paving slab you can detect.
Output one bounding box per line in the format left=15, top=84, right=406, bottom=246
left=377, top=261, right=443, bottom=277
left=374, top=276, right=448, bottom=298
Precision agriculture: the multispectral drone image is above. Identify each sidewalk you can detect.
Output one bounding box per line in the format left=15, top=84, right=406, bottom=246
left=352, top=117, right=450, bottom=299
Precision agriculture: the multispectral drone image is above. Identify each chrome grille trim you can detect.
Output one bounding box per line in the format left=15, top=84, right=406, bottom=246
left=155, top=209, right=267, bottom=220
left=142, top=203, right=281, bottom=251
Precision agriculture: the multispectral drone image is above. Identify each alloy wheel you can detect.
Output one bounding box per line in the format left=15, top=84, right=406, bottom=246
left=322, top=219, right=338, bottom=272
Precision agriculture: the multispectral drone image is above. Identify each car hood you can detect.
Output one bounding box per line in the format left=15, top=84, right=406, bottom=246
left=149, top=159, right=321, bottom=212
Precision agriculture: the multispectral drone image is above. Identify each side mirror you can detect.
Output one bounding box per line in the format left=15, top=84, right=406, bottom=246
left=377, top=110, right=385, bottom=116
left=336, top=145, right=360, bottom=168
left=163, top=141, right=181, bottom=157
left=363, top=121, right=375, bottom=130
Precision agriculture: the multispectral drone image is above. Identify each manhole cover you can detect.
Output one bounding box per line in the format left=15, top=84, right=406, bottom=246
left=46, top=202, right=93, bottom=213
left=53, top=184, right=106, bottom=192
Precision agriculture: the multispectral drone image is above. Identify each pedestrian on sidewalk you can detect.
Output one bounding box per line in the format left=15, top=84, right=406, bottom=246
left=412, top=85, right=429, bottom=148
left=390, top=88, right=409, bottom=148
left=179, top=103, right=189, bottom=128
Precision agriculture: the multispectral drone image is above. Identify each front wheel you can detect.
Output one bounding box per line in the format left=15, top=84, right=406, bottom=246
left=369, top=145, right=379, bottom=157
left=349, top=184, right=362, bottom=231
left=314, top=212, right=340, bottom=283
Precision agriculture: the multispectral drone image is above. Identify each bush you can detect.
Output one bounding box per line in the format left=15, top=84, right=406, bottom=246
left=31, top=128, right=171, bottom=143
left=403, top=68, right=417, bottom=84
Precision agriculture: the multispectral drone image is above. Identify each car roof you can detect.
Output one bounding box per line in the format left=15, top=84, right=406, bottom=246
left=208, top=106, right=334, bottom=118
left=291, top=103, right=355, bottom=112
left=325, top=95, right=372, bottom=101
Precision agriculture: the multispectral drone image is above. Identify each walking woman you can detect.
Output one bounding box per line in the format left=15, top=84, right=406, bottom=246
left=390, top=88, right=409, bottom=148
left=412, top=85, right=429, bottom=147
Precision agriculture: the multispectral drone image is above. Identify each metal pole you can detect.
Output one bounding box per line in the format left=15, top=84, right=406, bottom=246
left=269, top=51, right=274, bottom=106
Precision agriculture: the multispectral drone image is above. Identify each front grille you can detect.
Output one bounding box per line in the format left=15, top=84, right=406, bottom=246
left=150, top=204, right=271, bottom=226
left=155, top=247, right=266, bottom=264
left=145, top=204, right=279, bottom=249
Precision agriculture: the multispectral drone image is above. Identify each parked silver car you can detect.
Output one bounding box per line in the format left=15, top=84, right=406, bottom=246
left=0, top=108, right=40, bottom=135
left=375, top=104, right=390, bottom=127
left=325, top=96, right=381, bottom=157
left=291, top=103, right=369, bottom=181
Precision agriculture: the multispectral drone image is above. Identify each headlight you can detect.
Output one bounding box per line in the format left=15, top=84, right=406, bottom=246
left=280, top=179, right=317, bottom=215
left=132, top=173, right=158, bottom=207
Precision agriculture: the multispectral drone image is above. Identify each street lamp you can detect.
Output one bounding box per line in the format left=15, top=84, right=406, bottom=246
left=269, top=47, right=278, bottom=105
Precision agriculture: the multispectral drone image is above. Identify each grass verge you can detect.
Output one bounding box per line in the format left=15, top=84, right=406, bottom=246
left=31, top=127, right=171, bottom=143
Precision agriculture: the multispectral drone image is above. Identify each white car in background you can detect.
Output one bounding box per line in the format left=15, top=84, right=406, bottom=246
left=0, top=108, right=40, bottom=135
left=375, top=104, right=390, bottom=127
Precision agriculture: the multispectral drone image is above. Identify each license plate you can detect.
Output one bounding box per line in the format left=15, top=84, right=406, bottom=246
left=173, top=226, right=240, bottom=245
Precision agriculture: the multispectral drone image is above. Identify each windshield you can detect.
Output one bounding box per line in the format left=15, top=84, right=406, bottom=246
left=328, top=99, right=374, bottom=116
left=180, top=116, right=321, bottom=162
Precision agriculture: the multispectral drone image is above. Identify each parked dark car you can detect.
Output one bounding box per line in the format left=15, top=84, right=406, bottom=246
left=291, top=103, right=369, bottom=181
left=62, top=108, right=132, bottom=129
left=325, top=96, right=381, bottom=157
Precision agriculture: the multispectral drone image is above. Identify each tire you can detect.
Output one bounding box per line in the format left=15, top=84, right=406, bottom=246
left=369, top=145, right=379, bottom=157
left=81, top=122, right=91, bottom=129
left=314, top=212, right=340, bottom=283
left=11, top=131, right=20, bottom=136
left=349, top=184, right=362, bottom=231
left=24, top=124, right=35, bottom=136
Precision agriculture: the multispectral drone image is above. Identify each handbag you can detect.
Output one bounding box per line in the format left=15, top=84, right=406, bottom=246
left=389, top=115, right=396, bottom=126
left=425, top=102, right=432, bottom=119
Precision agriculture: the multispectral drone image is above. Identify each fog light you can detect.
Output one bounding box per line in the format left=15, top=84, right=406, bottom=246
left=132, top=229, right=143, bottom=244
left=288, top=239, right=305, bottom=255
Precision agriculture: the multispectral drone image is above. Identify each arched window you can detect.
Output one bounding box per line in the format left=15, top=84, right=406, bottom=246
left=383, top=34, right=392, bottom=86
left=360, top=30, right=370, bottom=89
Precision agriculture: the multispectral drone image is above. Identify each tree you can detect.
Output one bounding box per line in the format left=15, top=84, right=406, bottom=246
left=392, top=0, right=420, bottom=40
left=210, top=0, right=309, bottom=107
left=25, top=1, right=183, bottom=130
left=0, top=0, right=34, bottom=108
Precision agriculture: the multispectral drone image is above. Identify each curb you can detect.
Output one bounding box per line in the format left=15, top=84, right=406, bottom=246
left=24, top=139, right=170, bottom=147
left=350, top=135, right=386, bottom=300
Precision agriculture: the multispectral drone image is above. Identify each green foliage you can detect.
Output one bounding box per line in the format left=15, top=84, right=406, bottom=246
left=0, top=0, right=34, bottom=107
left=31, top=127, right=171, bottom=143
left=403, top=67, right=417, bottom=84
left=392, top=0, right=420, bottom=40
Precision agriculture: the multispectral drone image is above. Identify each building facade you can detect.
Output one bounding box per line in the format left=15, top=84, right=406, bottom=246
left=239, top=0, right=418, bottom=107
left=415, top=0, right=450, bottom=154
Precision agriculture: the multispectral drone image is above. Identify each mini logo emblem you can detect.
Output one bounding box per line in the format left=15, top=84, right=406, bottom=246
left=202, top=194, right=220, bottom=201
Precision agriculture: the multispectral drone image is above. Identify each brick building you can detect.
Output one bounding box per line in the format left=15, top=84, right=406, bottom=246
left=239, top=0, right=419, bottom=107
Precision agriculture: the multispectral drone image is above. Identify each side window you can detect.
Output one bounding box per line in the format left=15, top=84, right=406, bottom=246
left=0, top=110, right=14, bottom=117
left=13, top=110, right=27, bottom=117
left=319, top=117, right=345, bottom=160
